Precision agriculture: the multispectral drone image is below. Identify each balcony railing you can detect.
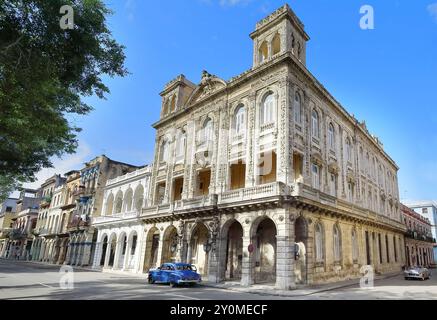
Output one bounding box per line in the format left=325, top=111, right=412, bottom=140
left=219, top=182, right=287, bottom=204
left=93, top=211, right=140, bottom=224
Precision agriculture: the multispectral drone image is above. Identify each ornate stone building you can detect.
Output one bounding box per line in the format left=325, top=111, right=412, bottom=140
left=63, top=155, right=140, bottom=267
left=0, top=189, right=40, bottom=260
left=401, top=204, right=435, bottom=267
left=91, top=166, right=152, bottom=274
left=140, top=4, right=406, bottom=289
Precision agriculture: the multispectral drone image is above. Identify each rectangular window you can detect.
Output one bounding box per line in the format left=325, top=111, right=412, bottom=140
left=5, top=207, right=12, bottom=212
left=293, top=153, right=303, bottom=183
left=422, top=208, right=428, bottom=214
left=312, top=164, right=320, bottom=189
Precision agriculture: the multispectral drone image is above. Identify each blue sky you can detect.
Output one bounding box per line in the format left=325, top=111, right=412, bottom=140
left=23, top=0, right=437, bottom=202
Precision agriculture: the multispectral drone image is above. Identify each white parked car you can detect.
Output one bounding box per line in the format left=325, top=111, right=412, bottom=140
left=404, top=266, right=431, bottom=280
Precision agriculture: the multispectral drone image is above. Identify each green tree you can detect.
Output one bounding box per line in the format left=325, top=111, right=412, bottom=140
left=0, top=0, right=128, bottom=201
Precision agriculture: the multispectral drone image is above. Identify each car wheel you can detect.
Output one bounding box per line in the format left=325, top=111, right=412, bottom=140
left=404, top=277, right=409, bottom=280
left=188, top=283, right=196, bottom=287
left=170, top=281, right=177, bottom=288
left=148, top=277, right=155, bottom=284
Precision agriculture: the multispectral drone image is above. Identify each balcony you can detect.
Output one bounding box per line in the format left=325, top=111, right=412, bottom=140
left=67, top=216, right=90, bottom=231
left=93, top=211, right=140, bottom=225
left=40, top=196, right=52, bottom=208
left=73, top=185, right=86, bottom=197
left=219, top=182, right=288, bottom=205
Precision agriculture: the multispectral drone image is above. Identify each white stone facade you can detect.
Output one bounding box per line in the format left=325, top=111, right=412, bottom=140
left=91, top=166, right=152, bottom=274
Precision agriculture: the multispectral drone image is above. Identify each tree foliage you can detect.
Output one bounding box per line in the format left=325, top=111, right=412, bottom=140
left=0, top=0, right=128, bottom=201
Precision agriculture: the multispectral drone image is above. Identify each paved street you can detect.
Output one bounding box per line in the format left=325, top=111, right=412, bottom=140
left=0, top=259, right=436, bottom=300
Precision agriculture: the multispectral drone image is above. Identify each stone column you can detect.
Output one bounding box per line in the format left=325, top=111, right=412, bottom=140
left=275, top=212, right=296, bottom=290
left=241, top=224, right=254, bottom=287
left=92, top=241, right=103, bottom=269
left=80, top=231, right=93, bottom=266
left=155, top=232, right=164, bottom=267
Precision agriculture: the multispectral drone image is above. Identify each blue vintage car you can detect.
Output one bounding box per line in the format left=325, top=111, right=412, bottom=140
left=148, top=263, right=202, bottom=287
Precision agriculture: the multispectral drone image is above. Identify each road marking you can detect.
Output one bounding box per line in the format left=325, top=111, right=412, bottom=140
left=38, top=283, right=54, bottom=289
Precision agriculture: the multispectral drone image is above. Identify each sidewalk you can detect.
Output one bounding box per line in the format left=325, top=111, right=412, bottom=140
left=202, top=272, right=402, bottom=297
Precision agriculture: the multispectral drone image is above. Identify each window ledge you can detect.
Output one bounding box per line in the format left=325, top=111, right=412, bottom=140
left=260, top=122, right=275, bottom=132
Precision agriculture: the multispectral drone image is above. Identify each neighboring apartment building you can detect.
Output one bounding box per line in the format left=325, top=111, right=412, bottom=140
left=404, top=201, right=437, bottom=265
left=0, top=189, right=40, bottom=260
left=140, top=4, right=406, bottom=289
left=91, top=166, right=152, bottom=274
left=31, top=174, right=66, bottom=263
left=401, top=204, right=435, bottom=267
left=0, top=198, right=18, bottom=256
left=65, top=155, right=141, bottom=267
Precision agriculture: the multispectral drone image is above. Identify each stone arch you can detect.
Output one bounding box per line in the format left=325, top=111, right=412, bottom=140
left=133, top=184, right=144, bottom=212
left=105, top=193, right=114, bottom=215
left=161, top=225, right=178, bottom=264
left=170, top=94, right=176, bottom=112
left=117, top=232, right=128, bottom=269
left=100, top=234, right=108, bottom=266
left=189, top=222, right=210, bottom=276
left=259, top=40, right=268, bottom=63
left=272, top=32, right=281, bottom=55
left=333, top=223, right=342, bottom=263
left=107, top=233, right=117, bottom=267
left=295, top=216, right=308, bottom=285
left=123, top=188, right=133, bottom=212
left=114, top=190, right=123, bottom=214
left=314, top=220, right=325, bottom=264
left=144, top=227, right=160, bottom=271
left=250, top=216, right=277, bottom=284
left=219, top=219, right=244, bottom=281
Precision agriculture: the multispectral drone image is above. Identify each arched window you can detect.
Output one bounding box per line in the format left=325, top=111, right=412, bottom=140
left=123, top=188, right=133, bottom=212
left=234, top=105, right=245, bottom=136
left=315, top=223, right=324, bottom=262
left=261, top=93, right=275, bottom=125
left=328, top=123, right=335, bottom=150
left=272, top=33, right=281, bottom=55
left=333, top=225, right=341, bottom=262
left=160, top=140, right=169, bottom=163
left=352, top=229, right=358, bottom=262
left=311, top=110, right=319, bottom=138
left=134, top=185, right=144, bottom=212
left=175, top=130, right=186, bottom=159
left=259, top=41, right=268, bottom=63
left=346, top=138, right=352, bottom=162
left=114, top=191, right=123, bottom=214
left=294, top=93, right=302, bottom=124
left=106, top=193, right=114, bottom=215
left=163, top=100, right=170, bottom=115
left=203, top=118, right=213, bottom=143
left=170, top=95, right=176, bottom=112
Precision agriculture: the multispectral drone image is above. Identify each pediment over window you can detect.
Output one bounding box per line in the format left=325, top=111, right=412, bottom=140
left=346, top=169, right=356, bottom=183
left=186, top=70, right=227, bottom=106
left=311, top=152, right=323, bottom=166
left=328, top=161, right=339, bottom=174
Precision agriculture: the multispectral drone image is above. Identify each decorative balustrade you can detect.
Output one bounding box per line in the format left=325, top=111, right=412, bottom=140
left=106, top=167, right=151, bottom=186
left=93, top=211, right=140, bottom=224
left=219, top=182, right=286, bottom=204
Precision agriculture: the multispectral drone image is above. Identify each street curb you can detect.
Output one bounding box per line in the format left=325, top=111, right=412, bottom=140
left=201, top=272, right=403, bottom=298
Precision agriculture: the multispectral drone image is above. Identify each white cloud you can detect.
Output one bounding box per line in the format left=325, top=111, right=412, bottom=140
left=428, top=3, right=437, bottom=22
left=22, top=140, right=92, bottom=191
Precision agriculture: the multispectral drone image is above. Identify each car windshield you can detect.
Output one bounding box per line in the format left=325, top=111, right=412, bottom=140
left=176, top=265, right=193, bottom=271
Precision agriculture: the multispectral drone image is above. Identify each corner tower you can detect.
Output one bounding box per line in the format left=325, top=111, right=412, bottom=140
left=250, top=4, right=310, bottom=68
